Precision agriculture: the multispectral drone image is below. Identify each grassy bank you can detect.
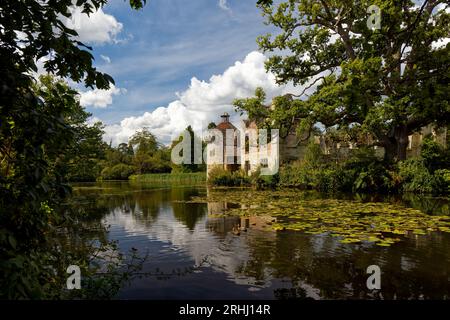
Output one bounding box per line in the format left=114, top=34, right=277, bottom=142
left=129, top=172, right=206, bottom=184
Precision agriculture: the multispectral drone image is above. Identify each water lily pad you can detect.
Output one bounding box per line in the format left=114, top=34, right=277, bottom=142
left=376, top=241, right=392, bottom=247
left=340, top=238, right=361, bottom=244
left=191, top=189, right=450, bottom=246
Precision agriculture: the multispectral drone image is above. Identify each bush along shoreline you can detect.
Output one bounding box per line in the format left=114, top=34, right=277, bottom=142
left=208, top=137, right=450, bottom=196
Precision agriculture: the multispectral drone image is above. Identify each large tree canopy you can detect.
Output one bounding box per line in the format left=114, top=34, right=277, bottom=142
left=247, top=0, right=449, bottom=161
left=0, top=0, right=145, bottom=91
left=1, top=0, right=147, bottom=184
left=0, top=0, right=146, bottom=298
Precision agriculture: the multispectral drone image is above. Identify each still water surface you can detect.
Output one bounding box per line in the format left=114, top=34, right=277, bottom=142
left=71, top=182, right=450, bottom=299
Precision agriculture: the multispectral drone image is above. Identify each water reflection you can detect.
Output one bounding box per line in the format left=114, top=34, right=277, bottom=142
left=71, top=182, right=450, bottom=299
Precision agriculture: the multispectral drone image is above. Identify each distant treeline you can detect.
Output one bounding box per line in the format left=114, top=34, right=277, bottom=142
left=68, top=125, right=206, bottom=182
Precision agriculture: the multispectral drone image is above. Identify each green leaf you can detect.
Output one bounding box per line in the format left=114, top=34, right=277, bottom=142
left=8, top=235, right=17, bottom=249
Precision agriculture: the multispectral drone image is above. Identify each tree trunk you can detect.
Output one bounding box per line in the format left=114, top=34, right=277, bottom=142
left=383, top=140, right=397, bottom=162
left=394, top=125, right=409, bottom=161
left=383, top=125, right=409, bottom=162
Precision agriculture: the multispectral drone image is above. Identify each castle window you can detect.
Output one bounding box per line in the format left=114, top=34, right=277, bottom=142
left=261, top=158, right=268, bottom=168
left=245, top=134, right=249, bottom=153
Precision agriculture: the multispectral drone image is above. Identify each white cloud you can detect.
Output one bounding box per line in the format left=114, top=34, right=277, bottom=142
left=79, top=85, right=125, bottom=108
left=86, top=116, right=103, bottom=126
left=430, top=3, right=449, bottom=49
left=103, top=51, right=307, bottom=146
left=33, top=56, right=50, bottom=78
left=65, top=7, right=123, bottom=44
left=431, top=37, right=450, bottom=50
left=100, top=55, right=111, bottom=63
left=435, top=3, right=449, bottom=13
left=218, top=0, right=232, bottom=13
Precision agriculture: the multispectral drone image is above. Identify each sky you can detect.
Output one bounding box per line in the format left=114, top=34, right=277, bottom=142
left=54, top=0, right=450, bottom=145
left=66, top=0, right=302, bottom=145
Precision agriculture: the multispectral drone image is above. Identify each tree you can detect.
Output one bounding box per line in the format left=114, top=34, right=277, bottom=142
left=170, top=126, right=206, bottom=173
left=0, top=0, right=146, bottom=177
left=234, top=88, right=307, bottom=140
left=0, top=0, right=146, bottom=298
left=207, top=122, right=217, bottom=129
left=129, top=128, right=159, bottom=156
left=130, top=128, right=157, bottom=174
left=0, top=0, right=145, bottom=90
left=128, top=129, right=172, bottom=174
left=33, top=75, right=108, bottom=182
left=99, top=129, right=172, bottom=179
left=0, top=73, right=104, bottom=298
left=118, top=143, right=134, bottom=158
left=252, top=0, right=449, bottom=161
left=234, top=87, right=268, bottom=121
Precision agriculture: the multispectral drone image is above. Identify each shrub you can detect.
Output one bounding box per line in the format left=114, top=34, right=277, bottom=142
left=435, top=169, right=450, bottom=193
left=303, top=141, right=325, bottom=167
left=207, top=166, right=250, bottom=186
left=279, top=164, right=339, bottom=191
left=351, top=162, right=394, bottom=193
left=420, top=136, right=449, bottom=172
left=398, top=159, right=447, bottom=194
left=279, top=147, right=396, bottom=193
left=314, top=168, right=339, bottom=192
left=67, top=160, right=101, bottom=182
left=278, top=162, right=314, bottom=188
left=279, top=141, right=330, bottom=188
left=100, top=164, right=136, bottom=180
left=250, top=167, right=279, bottom=189
left=339, top=148, right=394, bottom=193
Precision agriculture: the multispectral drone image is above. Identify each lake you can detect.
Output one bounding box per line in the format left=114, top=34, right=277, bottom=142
left=71, top=181, right=450, bottom=299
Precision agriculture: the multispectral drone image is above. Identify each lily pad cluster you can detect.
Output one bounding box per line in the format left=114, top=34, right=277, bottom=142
left=188, top=190, right=450, bottom=246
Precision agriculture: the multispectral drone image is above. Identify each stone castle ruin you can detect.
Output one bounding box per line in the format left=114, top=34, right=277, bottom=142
left=206, top=110, right=448, bottom=177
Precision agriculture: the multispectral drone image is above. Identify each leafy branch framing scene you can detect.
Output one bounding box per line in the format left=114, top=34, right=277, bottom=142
left=1, top=0, right=449, bottom=304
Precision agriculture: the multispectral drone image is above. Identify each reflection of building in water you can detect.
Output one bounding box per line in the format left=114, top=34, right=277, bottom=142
left=206, top=200, right=276, bottom=236
left=206, top=215, right=274, bottom=235
left=92, top=184, right=450, bottom=299
left=206, top=187, right=236, bottom=215
left=206, top=215, right=241, bottom=235
left=207, top=201, right=230, bottom=215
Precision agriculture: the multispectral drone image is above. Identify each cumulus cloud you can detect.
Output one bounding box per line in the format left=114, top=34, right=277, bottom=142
left=79, top=85, right=125, bottom=108
left=435, top=3, right=449, bottom=13
left=100, top=55, right=111, bottom=63
left=430, top=3, right=449, bottom=49
left=103, top=51, right=305, bottom=146
left=86, top=116, right=103, bottom=126
left=218, top=0, right=232, bottom=13
left=64, top=7, right=123, bottom=44
left=431, top=37, right=450, bottom=50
